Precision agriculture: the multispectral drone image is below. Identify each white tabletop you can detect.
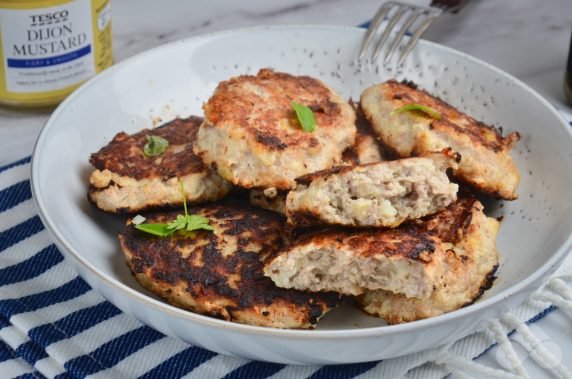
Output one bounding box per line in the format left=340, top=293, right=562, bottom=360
left=1, top=0, right=571, bottom=376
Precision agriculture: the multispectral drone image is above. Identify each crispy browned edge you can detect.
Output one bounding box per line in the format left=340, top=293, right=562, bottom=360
left=384, top=80, right=520, bottom=153
left=357, top=197, right=499, bottom=323
left=90, top=116, right=207, bottom=179
left=119, top=203, right=342, bottom=328
left=88, top=116, right=225, bottom=214
left=269, top=223, right=443, bottom=266
left=202, top=68, right=346, bottom=151
left=366, top=80, right=520, bottom=200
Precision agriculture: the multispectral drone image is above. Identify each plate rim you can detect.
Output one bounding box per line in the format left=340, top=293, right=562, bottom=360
left=31, top=24, right=572, bottom=339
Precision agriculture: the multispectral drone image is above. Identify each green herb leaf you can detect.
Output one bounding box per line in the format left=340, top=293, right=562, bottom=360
left=184, top=214, right=215, bottom=231
left=291, top=101, right=317, bottom=132
left=132, top=182, right=214, bottom=238
left=134, top=223, right=175, bottom=237
left=390, top=103, right=442, bottom=120
left=166, top=215, right=188, bottom=230
left=143, top=135, right=169, bottom=157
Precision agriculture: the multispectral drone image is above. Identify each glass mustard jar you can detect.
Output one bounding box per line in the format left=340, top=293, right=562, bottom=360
left=0, top=0, right=112, bottom=108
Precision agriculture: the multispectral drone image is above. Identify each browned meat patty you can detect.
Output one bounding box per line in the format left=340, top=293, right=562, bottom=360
left=194, top=68, right=357, bottom=190
left=359, top=198, right=500, bottom=324
left=264, top=225, right=450, bottom=299
left=285, top=150, right=459, bottom=227
left=89, top=116, right=231, bottom=213
left=119, top=202, right=341, bottom=329
left=361, top=80, right=520, bottom=200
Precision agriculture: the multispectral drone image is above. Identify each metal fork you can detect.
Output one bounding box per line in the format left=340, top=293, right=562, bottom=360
left=359, top=0, right=466, bottom=66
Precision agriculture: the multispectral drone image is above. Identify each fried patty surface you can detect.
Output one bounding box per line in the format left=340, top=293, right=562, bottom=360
left=285, top=151, right=459, bottom=227
left=194, top=69, right=357, bottom=190
left=89, top=116, right=231, bottom=213
left=361, top=80, right=520, bottom=199
left=264, top=225, right=449, bottom=299
left=119, top=202, right=341, bottom=328
left=359, top=198, right=500, bottom=324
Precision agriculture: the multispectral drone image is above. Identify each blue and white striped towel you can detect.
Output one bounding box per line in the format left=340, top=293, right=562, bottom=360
left=1, top=152, right=572, bottom=378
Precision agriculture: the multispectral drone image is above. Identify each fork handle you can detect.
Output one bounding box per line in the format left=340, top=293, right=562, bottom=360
left=430, top=0, right=467, bottom=13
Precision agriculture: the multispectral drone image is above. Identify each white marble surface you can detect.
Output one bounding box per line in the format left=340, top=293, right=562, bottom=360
left=1, top=0, right=572, bottom=375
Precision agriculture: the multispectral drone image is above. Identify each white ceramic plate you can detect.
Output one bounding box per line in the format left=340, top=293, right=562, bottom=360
left=32, top=25, right=572, bottom=365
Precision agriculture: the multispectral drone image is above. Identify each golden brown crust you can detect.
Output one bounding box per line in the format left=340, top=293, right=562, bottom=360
left=119, top=203, right=341, bottom=328
left=263, top=221, right=451, bottom=298
left=194, top=69, right=357, bottom=190
left=413, top=196, right=477, bottom=244
left=203, top=69, right=345, bottom=151
left=361, top=80, right=521, bottom=200
left=383, top=80, right=519, bottom=153
left=359, top=199, right=500, bottom=323
left=282, top=226, right=441, bottom=263
left=90, top=116, right=207, bottom=180
left=87, top=115, right=231, bottom=214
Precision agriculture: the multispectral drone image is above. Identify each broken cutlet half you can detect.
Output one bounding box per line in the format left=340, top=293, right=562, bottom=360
left=285, top=149, right=459, bottom=228
left=361, top=80, right=520, bottom=200
left=359, top=197, right=500, bottom=324
left=264, top=224, right=450, bottom=299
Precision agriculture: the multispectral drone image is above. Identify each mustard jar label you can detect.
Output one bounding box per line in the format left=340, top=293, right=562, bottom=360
left=0, top=0, right=112, bottom=107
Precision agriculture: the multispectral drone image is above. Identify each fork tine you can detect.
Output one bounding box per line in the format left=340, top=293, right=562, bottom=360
left=383, top=9, right=423, bottom=65
left=371, top=6, right=408, bottom=61
left=396, top=13, right=438, bottom=66
left=358, top=2, right=395, bottom=61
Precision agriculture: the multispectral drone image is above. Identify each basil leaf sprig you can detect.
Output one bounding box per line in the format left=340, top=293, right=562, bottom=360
left=133, top=222, right=173, bottom=237
left=134, top=182, right=214, bottom=237
left=390, top=103, right=442, bottom=120
left=291, top=101, right=317, bottom=132
left=143, top=135, right=169, bottom=157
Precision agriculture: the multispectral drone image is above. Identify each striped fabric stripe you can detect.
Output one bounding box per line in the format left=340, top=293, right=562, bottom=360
left=138, top=346, right=217, bottom=379
left=0, top=181, right=31, bottom=213
left=1, top=278, right=91, bottom=319
left=222, top=361, right=285, bottom=379
left=1, top=339, right=17, bottom=363
left=63, top=327, right=165, bottom=378
left=11, top=374, right=33, bottom=379
left=0, top=199, right=37, bottom=233
left=88, top=337, right=191, bottom=378
left=28, top=302, right=122, bottom=347
left=15, top=341, right=48, bottom=367
left=307, top=363, right=381, bottom=379
left=0, top=156, right=31, bottom=174
left=182, top=354, right=249, bottom=379
left=1, top=104, right=571, bottom=379
left=0, top=316, right=11, bottom=329
left=0, top=245, right=63, bottom=286
left=1, top=216, right=45, bottom=253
